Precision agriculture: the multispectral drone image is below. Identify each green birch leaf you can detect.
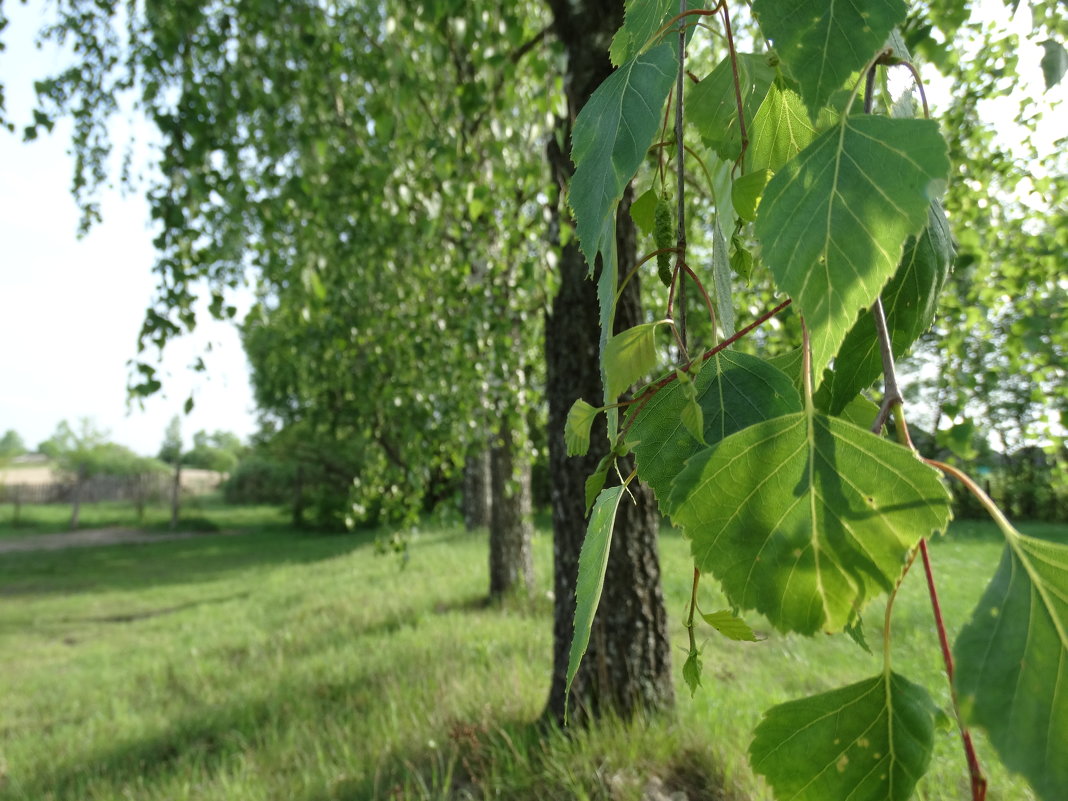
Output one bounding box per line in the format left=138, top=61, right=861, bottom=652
left=609, top=0, right=674, bottom=66
left=604, top=322, right=662, bottom=401
left=730, top=237, right=754, bottom=283
left=1040, top=39, right=1068, bottom=91
left=624, top=352, right=801, bottom=513
left=755, top=116, right=949, bottom=385
left=570, top=42, right=678, bottom=273
left=585, top=453, right=614, bottom=515
left=565, top=485, right=625, bottom=718
left=954, top=529, right=1068, bottom=801
left=845, top=615, right=873, bottom=654
left=749, top=82, right=829, bottom=173
left=687, top=53, right=775, bottom=161
left=566, top=398, right=600, bottom=457
left=631, top=187, right=659, bottom=236
left=750, top=672, right=937, bottom=801
left=683, top=647, right=703, bottom=697
left=671, top=412, right=951, bottom=634
left=732, top=168, right=774, bottom=222
left=701, top=609, right=759, bottom=641
left=837, top=394, right=881, bottom=431
left=816, top=202, right=953, bottom=414
left=752, top=0, right=907, bottom=116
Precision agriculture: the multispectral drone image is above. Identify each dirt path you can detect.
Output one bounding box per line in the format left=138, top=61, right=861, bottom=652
left=0, top=527, right=241, bottom=554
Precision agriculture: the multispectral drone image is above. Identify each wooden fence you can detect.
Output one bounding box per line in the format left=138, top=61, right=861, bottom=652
left=0, top=471, right=222, bottom=506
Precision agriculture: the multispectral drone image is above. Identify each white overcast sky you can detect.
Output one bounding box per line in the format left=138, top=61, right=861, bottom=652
left=0, top=3, right=257, bottom=456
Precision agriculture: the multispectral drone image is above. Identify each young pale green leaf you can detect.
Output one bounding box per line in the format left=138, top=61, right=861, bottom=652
left=687, top=53, right=775, bottom=161
left=711, top=223, right=735, bottom=337
left=844, top=615, right=873, bottom=654
left=816, top=202, right=953, bottom=414
left=585, top=453, right=614, bottom=515
left=565, top=485, right=625, bottom=719
left=752, top=0, right=907, bottom=115
left=630, top=187, right=659, bottom=236
left=570, top=42, right=678, bottom=273
left=730, top=237, right=754, bottom=284
left=954, top=531, right=1068, bottom=801
left=609, top=0, right=674, bottom=66
left=732, top=168, right=773, bottom=222
left=624, top=352, right=801, bottom=513
left=671, top=412, right=951, bottom=634
left=750, top=672, right=937, bottom=801
left=682, top=647, right=703, bottom=697
left=604, top=322, right=662, bottom=401
left=749, top=81, right=833, bottom=173
left=755, top=116, right=949, bottom=385
left=565, top=398, right=601, bottom=457
left=701, top=609, right=759, bottom=641
left=680, top=393, right=705, bottom=446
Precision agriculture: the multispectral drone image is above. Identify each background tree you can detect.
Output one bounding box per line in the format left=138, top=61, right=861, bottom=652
left=0, top=429, right=26, bottom=460
left=157, top=415, right=184, bottom=530
left=40, top=418, right=153, bottom=529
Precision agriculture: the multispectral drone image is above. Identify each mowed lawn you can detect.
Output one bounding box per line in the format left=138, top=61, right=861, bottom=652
left=1, top=507, right=1061, bottom=801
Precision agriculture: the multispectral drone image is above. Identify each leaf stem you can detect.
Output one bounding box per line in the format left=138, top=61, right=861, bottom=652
left=918, top=536, right=988, bottom=801
left=898, top=61, right=931, bottom=119
left=882, top=546, right=918, bottom=674
left=720, top=2, right=748, bottom=174
left=676, top=0, right=688, bottom=352
left=618, top=247, right=679, bottom=302
left=681, top=263, right=717, bottom=334
left=686, top=566, right=701, bottom=653
left=648, top=4, right=725, bottom=53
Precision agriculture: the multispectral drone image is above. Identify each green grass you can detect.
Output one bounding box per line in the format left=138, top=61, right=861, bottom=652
left=0, top=510, right=1061, bottom=800
left=0, top=495, right=291, bottom=538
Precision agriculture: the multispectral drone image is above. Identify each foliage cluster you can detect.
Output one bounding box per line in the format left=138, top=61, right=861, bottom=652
left=562, top=2, right=1065, bottom=800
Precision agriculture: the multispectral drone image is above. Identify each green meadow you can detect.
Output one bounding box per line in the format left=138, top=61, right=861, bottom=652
left=1, top=504, right=1060, bottom=800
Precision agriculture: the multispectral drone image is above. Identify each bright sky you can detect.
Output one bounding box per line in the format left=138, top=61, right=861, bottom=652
left=0, top=4, right=257, bottom=457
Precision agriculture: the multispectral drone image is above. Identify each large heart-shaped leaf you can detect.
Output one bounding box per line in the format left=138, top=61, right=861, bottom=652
left=671, top=411, right=951, bottom=634
left=954, top=529, right=1068, bottom=801
left=755, top=116, right=949, bottom=385
left=749, top=81, right=837, bottom=173
left=817, top=201, right=953, bottom=414
left=570, top=43, right=678, bottom=273
left=752, top=0, right=907, bottom=115
left=750, top=671, right=937, bottom=801
left=624, top=352, right=801, bottom=513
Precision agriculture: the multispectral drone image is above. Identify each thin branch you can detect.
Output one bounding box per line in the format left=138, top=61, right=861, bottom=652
left=620, top=299, right=792, bottom=440
left=675, top=0, right=688, bottom=350
left=682, top=263, right=717, bottom=332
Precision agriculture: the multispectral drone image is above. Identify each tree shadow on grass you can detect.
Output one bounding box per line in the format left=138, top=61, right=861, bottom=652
left=0, top=528, right=378, bottom=597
